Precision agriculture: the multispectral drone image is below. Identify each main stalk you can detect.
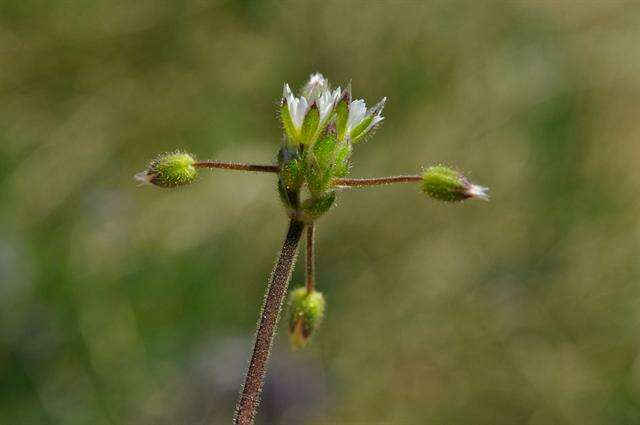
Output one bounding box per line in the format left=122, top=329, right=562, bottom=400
left=234, top=219, right=305, bottom=425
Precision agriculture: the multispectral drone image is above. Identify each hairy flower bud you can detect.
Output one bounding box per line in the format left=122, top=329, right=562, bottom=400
left=287, top=287, right=325, bottom=349
left=421, top=165, right=489, bottom=202
left=135, top=152, right=197, bottom=188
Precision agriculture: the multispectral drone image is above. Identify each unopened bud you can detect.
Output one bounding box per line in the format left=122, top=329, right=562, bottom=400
left=135, top=152, right=197, bottom=188
left=421, top=165, right=489, bottom=202
left=287, top=287, right=325, bottom=349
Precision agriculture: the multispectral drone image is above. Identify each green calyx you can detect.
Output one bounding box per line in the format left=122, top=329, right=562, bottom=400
left=276, top=75, right=389, bottom=221
left=138, top=152, right=198, bottom=188
left=277, top=129, right=351, bottom=222
left=300, top=103, right=320, bottom=145
left=287, top=287, right=325, bottom=349
left=421, top=165, right=471, bottom=202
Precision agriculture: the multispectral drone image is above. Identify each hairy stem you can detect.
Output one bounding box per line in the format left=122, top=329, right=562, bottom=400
left=234, top=219, right=305, bottom=425
left=194, top=160, right=280, bottom=173
left=334, top=174, right=422, bottom=187
left=306, top=223, right=315, bottom=292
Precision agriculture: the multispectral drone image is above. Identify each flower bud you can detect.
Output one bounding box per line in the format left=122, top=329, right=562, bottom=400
left=421, top=165, right=489, bottom=202
left=287, top=287, right=325, bottom=349
left=135, top=152, right=198, bottom=188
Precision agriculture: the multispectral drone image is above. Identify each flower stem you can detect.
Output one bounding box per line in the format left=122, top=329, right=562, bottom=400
left=334, top=174, right=422, bottom=187
left=194, top=161, right=280, bottom=173
left=234, top=219, right=305, bottom=425
left=306, top=223, right=315, bottom=292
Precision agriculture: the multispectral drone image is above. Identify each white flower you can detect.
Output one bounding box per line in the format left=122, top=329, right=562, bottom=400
left=283, top=73, right=341, bottom=134
left=317, top=86, right=341, bottom=122
left=346, top=97, right=386, bottom=140
left=283, top=83, right=309, bottom=131
left=303, top=73, right=331, bottom=100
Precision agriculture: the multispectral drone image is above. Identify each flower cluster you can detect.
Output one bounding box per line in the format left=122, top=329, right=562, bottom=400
left=281, top=73, right=385, bottom=147
left=278, top=73, right=387, bottom=222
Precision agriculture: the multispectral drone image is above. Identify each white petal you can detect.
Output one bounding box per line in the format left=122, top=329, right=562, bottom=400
left=308, top=72, right=325, bottom=84
left=287, top=97, right=297, bottom=124
left=292, top=97, right=308, bottom=129
left=304, top=73, right=329, bottom=101
left=332, top=87, right=342, bottom=102
left=468, top=185, right=490, bottom=201
left=283, top=83, right=293, bottom=99
left=134, top=171, right=153, bottom=186
left=317, top=91, right=333, bottom=121
left=370, top=115, right=384, bottom=127
left=347, top=99, right=367, bottom=131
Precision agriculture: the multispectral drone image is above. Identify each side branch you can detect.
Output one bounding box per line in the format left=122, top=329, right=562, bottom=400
left=306, top=224, right=315, bottom=292
left=334, top=174, right=422, bottom=187
left=234, top=219, right=305, bottom=425
left=194, top=160, right=280, bottom=173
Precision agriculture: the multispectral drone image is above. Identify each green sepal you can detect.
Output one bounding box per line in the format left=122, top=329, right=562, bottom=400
left=334, top=89, right=350, bottom=141
left=313, top=133, right=338, bottom=169
left=301, top=192, right=336, bottom=221
left=281, top=99, right=298, bottom=145
left=349, top=115, right=373, bottom=143
left=278, top=146, right=303, bottom=191
left=332, top=141, right=352, bottom=178
left=280, top=158, right=303, bottom=191
left=300, top=102, right=320, bottom=145
left=304, top=157, right=333, bottom=198
left=304, top=133, right=341, bottom=196
left=277, top=179, right=299, bottom=212
left=421, top=165, right=468, bottom=202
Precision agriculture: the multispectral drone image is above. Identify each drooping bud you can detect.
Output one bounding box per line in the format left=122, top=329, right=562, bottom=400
left=287, top=287, right=325, bottom=349
left=135, top=152, right=198, bottom=188
left=421, top=165, right=489, bottom=202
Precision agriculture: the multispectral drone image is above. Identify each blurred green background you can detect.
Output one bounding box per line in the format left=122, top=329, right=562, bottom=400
left=2, top=1, right=640, bottom=424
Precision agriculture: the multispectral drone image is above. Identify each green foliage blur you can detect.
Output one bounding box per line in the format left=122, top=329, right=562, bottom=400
left=2, top=1, right=640, bottom=423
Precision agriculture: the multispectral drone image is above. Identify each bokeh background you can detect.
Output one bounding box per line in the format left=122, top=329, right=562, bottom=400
left=2, top=1, right=640, bottom=424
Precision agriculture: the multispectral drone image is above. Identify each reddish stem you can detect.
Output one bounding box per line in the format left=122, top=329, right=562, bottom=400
left=194, top=161, right=279, bottom=173
left=306, top=223, right=315, bottom=292
left=334, top=175, right=422, bottom=187
left=234, top=219, right=305, bottom=425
